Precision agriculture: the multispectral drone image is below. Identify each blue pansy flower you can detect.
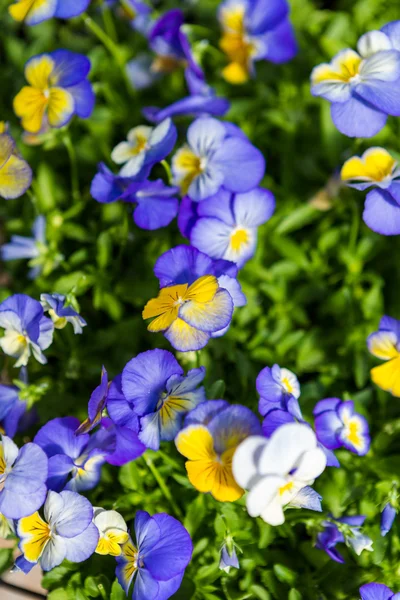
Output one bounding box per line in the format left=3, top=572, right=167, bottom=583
left=316, top=515, right=373, bottom=563
left=178, top=187, right=275, bottom=268
left=40, top=293, right=86, bottom=334
left=1, top=215, right=46, bottom=279
left=172, top=117, right=265, bottom=202
left=0, top=384, right=29, bottom=438
left=116, top=349, right=206, bottom=450
left=16, top=490, right=99, bottom=573
left=360, top=583, right=400, bottom=600
left=218, top=0, right=297, bottom=84
left=111, top=119, right=177, bottom=178
left=9, top=0, right=90, bottom=25
left=0, top=294, right=54, bottom=367
left=313, top=398, right=370, bottom=456
left=381, top=502, right=396, bottom=536
left=256, top=364, right=301, bottom=419
left=116, top=510, right=193, bottom=600
left=34, top=416, right=112, bottom=492
left=311, top=24, right=400, bottom=137
left=0, top=435, right=48, bottom=519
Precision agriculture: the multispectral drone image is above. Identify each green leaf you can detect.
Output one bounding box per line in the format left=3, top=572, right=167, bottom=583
left=250, top=585, right=271, bottom=600
left=273, top=564, right=297, bottom=586
left=111, top=580, right=126, bottom=600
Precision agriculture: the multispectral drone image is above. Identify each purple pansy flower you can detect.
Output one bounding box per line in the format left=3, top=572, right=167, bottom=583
left=116, top=510, right=193, bottom=600
left=381, top=502, right=396, bottom=536
left=360, top=583, right=400, bottom=600
left=16, top=490, right=99, bottom=574
left=311, top=24, right=400, bottom=137
left=257, top=364, right=301, bottom=420
left=113, top=349, right=206, bottom=451
left=0, top=294, right=54, bottom=367
left=178, top=187, right=275, bottom=268
left=0, top=435, right=48, bottom=519
left=9, top=0, right=91, bottom=25
left=172, top=117, right=265, bottom=202
left=313, top=398, right=370, bottom=456
left=316, top=515, right=373, bottom=563
left=40, top=293, right=86, bottom=334
left=1, top=215, right=46, bottom=279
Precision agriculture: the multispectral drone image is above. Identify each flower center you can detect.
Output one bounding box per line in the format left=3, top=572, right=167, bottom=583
left=230, top=228, right=249, bottom=252
left=345, top=420, right=361, bottom=447
left=279, top=480, right=294, bottom=496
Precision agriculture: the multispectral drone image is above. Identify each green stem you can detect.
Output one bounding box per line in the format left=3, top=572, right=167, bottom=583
left=348, top=197, right=359, bottom=255
left=83, top=14, right=122, bottom=64
left=161, top=160, right=173, bottom=185
left=63, top=133, right=80, bottom=203
left=102, top=1, right=118, bottom=43
left=143, top=453, right=183, bottom=519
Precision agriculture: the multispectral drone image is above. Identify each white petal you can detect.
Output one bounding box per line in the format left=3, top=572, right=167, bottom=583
left=44, top=491, right=65, bottom=525
left=357, top=31, right=392, bottom=58
left=119, top=154, right=146, bottom=177
left=93, top=508, right=127, bottom=535
left=0, top=310, right=22, bottom=332
left=258, top=423, right=318, bottom=476
left=40, top=534, right=66, bottom=571
left=246, top=475, right=286, bottom=518
left=260, top=495, right=286, bottom=526
left=1, top=435, right=19, bottom=468
left=232, top=435, right=269, bottom=489
left=127, top=125, right=152, bottom=144
left=149, top=118, right=171, bottom=146
left=111, top=141, right=136, bottom=165
left=293, top=447, right=327, bottom=483
left=360, top=50, right=400, bottom=82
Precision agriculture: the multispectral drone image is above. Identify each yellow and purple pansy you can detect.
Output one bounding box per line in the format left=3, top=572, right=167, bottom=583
left=178, top=187, right=275, bottom=268
left=313, top=398, right=370, bottom=456
left=311, top=24, right=400, bottom=137
left=1, top=216, right=47, bottom=279
left=218, top=0, right=297, bottom=84
left=341, top=147, right=400, bottom=235
left=176, top=400, right=261, bottom=502
left=13, top=50, right=94, bottom=134
left=0, top=131, right=32, bottom=200
left=367, top=315, right=400, bottom=397
left=360, top=583, right=400, bottom=600
left=9, top=0, right=90, bottom=25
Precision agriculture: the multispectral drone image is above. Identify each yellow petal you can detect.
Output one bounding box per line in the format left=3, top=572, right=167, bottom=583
left=96, top=531, right=129, bottom=556
left=0, top=134, right=14, bottom=170
left=19, top=512, right=51, bottom=563
left=368, top=331, right=399, bottom=360
left=312, top=50, right=362, bottom=84
left=25, top=54, right=55, bottom=89
left=220, top=5, right=246, bottom=34
left=47, top=87, right=74, bottom=128
left=176, top=425, right=216, bottom=461
left=371, top=357, right=400, bottom=397
left=143, top=284, right=188, bottom=319
left=341, top=148, right=396, bottom=182
left=8, top=0, right=36, bottom=22
left=222, top=61, right=250, bottom=84
left=0, top=154, right=32, bottom=199
left=186, top=275, right=218, bottom=303
left=13, top=87, right=47, bottom=134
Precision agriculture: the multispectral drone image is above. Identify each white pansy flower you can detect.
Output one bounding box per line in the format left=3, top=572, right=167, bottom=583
left=93, top=507, right=129, bottom=556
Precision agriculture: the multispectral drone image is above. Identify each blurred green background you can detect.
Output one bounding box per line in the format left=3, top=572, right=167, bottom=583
left=1, top=0, right=400, bottom=598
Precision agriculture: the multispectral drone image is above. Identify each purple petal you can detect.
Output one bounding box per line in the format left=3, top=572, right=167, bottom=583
left=51, top=50, right=91, bottom=87
left=363, top=188, right=400, bottom=235
left=34, top=417, right=89, bottom=459
left=214, top=137, right=265, bottom=193
left=331, top=94, right=387, bottom=138
left=144, top=513, right=192, bottom=580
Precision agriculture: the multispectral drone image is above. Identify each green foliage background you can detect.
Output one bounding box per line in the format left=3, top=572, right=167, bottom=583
left=1, top=0, right=400, bottom=598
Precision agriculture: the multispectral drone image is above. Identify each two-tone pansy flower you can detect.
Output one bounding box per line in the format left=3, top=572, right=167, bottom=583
left=13, top=50, right=95, bottom=134
left=341, top=147, right=400, bottom=235
left=116, top=510, right=192, bottom=600
left=93, top=508, right=129, bottom=557
left=0, top=294, right=54, bottom=367
left=34, top=417, right=109, bottom=492
left=40, top=293, right=86, bottom=334
left=313, top=398, right=370, bottom=456
left=360, top=584, right=400, bottom=600
left=233, top=423, right=326, bottom=525
left=257, top=363, right=301, bottom=420
left=111, top=349, right=206, bottom=451
left=143, top=245, right=246, bottom=351
left=316, top=515, right=373, bottom=563
left=16, top=490, right=99, bottom=573
left=311, top=24, right=400, bottom=137
left=367, top=315, right=400, bottom=396
left=218, top=0, right=297, bottom=84
left=178, top=187, right=275, bottom=268
left=0, top=435, right=48, bottom=519
left=176, top=400, right=261, bottom=502
left=172, top=117, right=265, bottom=202
left=1, top=216, right=47, bottom=279
left=9, top=0, right=90, bottom=25
left=0, top=130, right=32, bottom=200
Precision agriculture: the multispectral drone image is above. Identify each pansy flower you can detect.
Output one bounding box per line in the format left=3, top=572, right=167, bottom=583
left=0, top=384, right=29, bottom=439
left=178, top=187, right=275, bottom=268
left=14, top=50, right=95, bottom=134
left=172, top=117, right=265, bottom=202
left=93, top=508, right=129, bottom=556
left=40, top=293, right=86, bottom=334
left=107, top=0, right=151, bottom=34
left=341, top=147, right=400, bottom=235
left=311, top=25, right=400, bottom=137
left=116, top=510, right=192, bottom=600
left=367, top=315, right=400, bottom=396
left=0, top=294, right=54, bottom=367
left=360, top=584, right=400, bottom=600
left=219, top=0, right=297, bottom=84
left=16, top=490, right=99, bottom=573
left=257, top=363, right=301, bottom=420
left=316, top=515, right=373, bottom=563
left=1, top=216, right=47, bottom=279
left=111, top=119, right=177, bottom=178
left=0, top=131, right=32, bottom=200
left=9, top=0, right=90, bottom=25
left=381, top=502, right=397, bottom=536
left=176, top=401, right=261, bottom=502
left=0, top=435, right=48, bottom=519
left=115, top=349, right=206, bottom=451
left=233, top=423, right=326, bottom=525
left=34, top=417, right=109, bottom=492
left=313, top=398, right=370, bottom=456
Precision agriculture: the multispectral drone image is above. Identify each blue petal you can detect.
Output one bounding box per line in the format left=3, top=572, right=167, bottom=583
left=381, top=503, right=396, bottom=536
left=67, top=80, right=95, bottom=118
left=0, top=384, right=19, bottom=421
left=262, top=409, right=295, bottom=437
left=47, top=454, right=74, bottom=491
left=184, top=399, right=230, bottom=427
left=133, top=185, right=179, bottom=230
left=208, top=404, right=262, bottom=454
left=34, top=416, right=89, bottom=459
left=54, top=0, right=91, bottom=18
left=90, top=163, right=126, bottom=204
left=0, top=294, right=43, bottom=342
left=64, top=522, right=99, bottom=563
left=1, top=236, right=37, bottom=261
left=233, top=187, right=275, bottom=226
left=313, top=398, right=342, bottom=416
left=363, top=188, right=400, bottom=235
left=50, top=49, right=91, bottom=87
left=356, top=78, right=400, bottom=117
left=381, top=20, right=400, bottom=51
left=214, top=137, right=265, bottom=193
left=105, top=424, right=146, bottom=465
left=314, top=411, right=343, bottom=450
left=135, top=511, right=161, bottom=553
left=289, top=486, right=322, bottom=512
left=359, top=583, right=394, bottom=600
left=257, top=18, right=298, bottom=63
left=145, top=119, right=177, bottom=166
left=331, top=94, right=387, bottom=138
left=143, top=95, right=230, bottom=123
left=154, top=245, right=214, bottom=286
left=247, top=0, right=289, bottom=34
left=144, top=512, right=192, bottom=580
